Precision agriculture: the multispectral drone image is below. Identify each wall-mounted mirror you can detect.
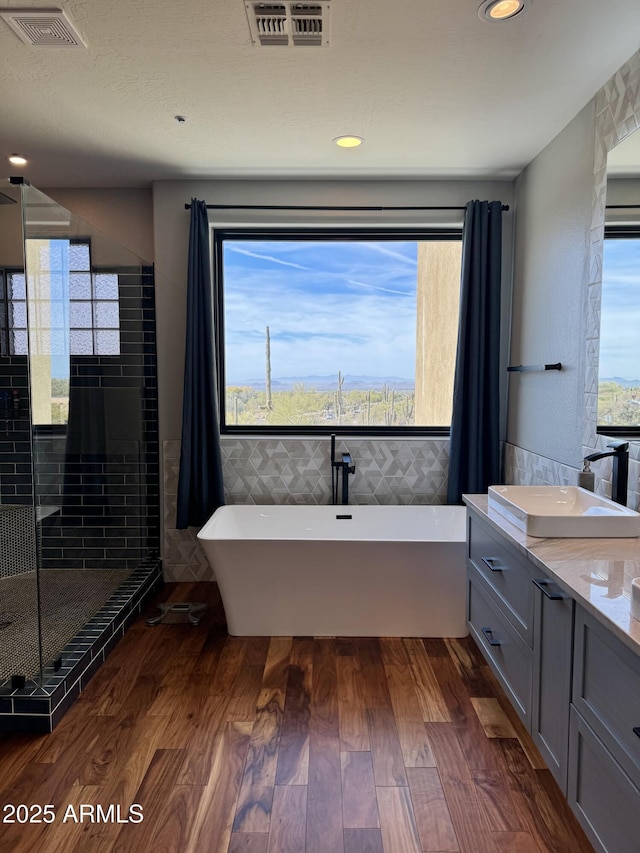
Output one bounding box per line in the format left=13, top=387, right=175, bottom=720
left=598, top=131, right=640, bottom=432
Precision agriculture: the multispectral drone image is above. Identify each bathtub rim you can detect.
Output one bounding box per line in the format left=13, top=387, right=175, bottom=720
left=197, top=503, right=467, bottom=544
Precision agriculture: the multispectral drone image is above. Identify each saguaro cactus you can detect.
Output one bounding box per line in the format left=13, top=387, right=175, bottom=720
left=265, top=325, right=272, bottom=410
left=336, top=370, right=345, bottom=424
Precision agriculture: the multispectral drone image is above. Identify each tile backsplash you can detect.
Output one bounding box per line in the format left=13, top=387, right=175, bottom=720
left=504, top=441, right=640, bottom=511
left=503, top=443, right=579, bottom=489
left=163, top=436, right=450, bottom=581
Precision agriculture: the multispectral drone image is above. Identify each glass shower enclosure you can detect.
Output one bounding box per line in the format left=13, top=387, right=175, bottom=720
left=0, top=180, right=161, bottom=731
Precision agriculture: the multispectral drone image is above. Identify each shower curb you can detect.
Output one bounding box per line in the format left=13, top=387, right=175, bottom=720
left=0, top=557, right=162, bottom=733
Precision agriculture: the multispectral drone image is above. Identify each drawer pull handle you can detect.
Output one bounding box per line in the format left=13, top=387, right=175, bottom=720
left=481, top=626, right=501, bottom=646
left=634, top=727, right=640, bottom=739
left=532, top=578, right=564, bottom=600
left=482, top=557, right=503, bottom=572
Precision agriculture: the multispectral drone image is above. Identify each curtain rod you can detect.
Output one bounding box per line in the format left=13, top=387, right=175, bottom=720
left=184, top=202, right=510, bottom=212
left=606, top=204, right=640, bottom=209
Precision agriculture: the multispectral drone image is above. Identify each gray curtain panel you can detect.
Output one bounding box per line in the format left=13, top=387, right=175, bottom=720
left=176, top=199, right=224, bottom=529
left=447, top=200, right=502, bottom=504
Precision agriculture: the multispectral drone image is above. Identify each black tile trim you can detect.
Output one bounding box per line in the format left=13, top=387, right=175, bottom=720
left=0, top=559, right=162, bottom=732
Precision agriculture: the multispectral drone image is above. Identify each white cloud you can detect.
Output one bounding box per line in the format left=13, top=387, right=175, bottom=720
left=359, top=242, right=418, bottom=265
left=227, top=246, right=310, bottom=270
left=346, top=278, right=411, bottom=296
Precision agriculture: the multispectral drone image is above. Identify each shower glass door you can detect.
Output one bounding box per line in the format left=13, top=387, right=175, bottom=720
left=20, top=182, right=159, bottom=681
left=0, top=181, right=41, bottom=689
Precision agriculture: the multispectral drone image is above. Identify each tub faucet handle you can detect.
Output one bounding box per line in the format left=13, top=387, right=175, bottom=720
left=341, top=452, right=356, bottom=474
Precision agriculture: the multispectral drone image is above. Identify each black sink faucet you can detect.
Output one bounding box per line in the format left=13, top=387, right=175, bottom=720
left=583, top=440, right=629, bottom=506
left=330, top=434, right=356, bottom=505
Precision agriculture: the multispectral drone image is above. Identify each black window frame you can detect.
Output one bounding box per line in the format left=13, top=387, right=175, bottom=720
left=214, top=226, right=463, bottom=437
left=597, top=224, right=640, bottom=437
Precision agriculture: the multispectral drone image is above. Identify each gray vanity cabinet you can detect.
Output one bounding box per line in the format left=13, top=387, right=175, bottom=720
left=467, top=512, right=535, bottom=643
left=466, top=509, right=573, bottom=791
left=467, top=572, right=533, bottom=722
left=568, top=607, right=640, bottom=853
left=568, top=707, right=640, bottom=853
left=466, top=511, right=535, bottom=728
left=466, top=503, right=640, bottom=853
left=531, top=576, right=573, bottom=792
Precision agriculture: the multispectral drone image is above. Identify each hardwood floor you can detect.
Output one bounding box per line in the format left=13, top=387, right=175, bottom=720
left=0, top=582, right=595, bottom=853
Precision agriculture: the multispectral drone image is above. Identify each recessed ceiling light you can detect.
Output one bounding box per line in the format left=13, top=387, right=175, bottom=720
left=8, top=154, right=28, bottom=166
left=333, top=135, right=364, bottom=148
left=478, top=0, right=530, bottom=22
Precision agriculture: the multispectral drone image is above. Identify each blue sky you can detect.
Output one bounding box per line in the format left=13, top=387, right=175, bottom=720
left=600, top=238, right=640, bottom=380
left=223, top=240, right=420, bottom=384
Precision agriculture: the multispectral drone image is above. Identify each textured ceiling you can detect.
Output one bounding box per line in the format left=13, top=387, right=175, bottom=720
left=1, top=0, right=640, bottom=188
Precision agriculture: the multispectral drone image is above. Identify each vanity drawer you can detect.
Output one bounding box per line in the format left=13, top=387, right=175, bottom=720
left=572, top=607, right=640, bottom=789
left=467, top=566, right=532, bottom=727
left=568, top=706, right=640, bottom=853
left=467, top=514, right=535, bottom=645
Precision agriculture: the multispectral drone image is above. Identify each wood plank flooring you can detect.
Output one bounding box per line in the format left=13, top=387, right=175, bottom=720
left=0, top=582, right=595, bottom=853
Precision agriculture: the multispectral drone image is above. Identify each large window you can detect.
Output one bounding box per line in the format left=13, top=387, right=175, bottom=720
left=598, top=226, right=640, bottom=433
left=215, top=228, right=463, bottom=434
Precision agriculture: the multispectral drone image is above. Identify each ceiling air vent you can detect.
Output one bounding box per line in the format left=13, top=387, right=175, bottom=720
left=0, top=8, right=86, bottom=48
left=245, top=1, right=331, bottom=47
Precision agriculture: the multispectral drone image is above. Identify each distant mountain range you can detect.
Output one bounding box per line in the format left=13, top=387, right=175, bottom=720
left=227, top=374, right=640, bottom=392
left=229, top=374, right=415, bottom=391
left=601, top=377, right=640, bottom=387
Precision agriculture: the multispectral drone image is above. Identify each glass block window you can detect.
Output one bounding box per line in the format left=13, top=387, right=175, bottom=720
left=1, top=240, right=120, bottom=357
left=2, top=271, right=28, bottom=356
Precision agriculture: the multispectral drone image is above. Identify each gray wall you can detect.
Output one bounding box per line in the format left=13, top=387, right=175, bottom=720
left=45, top=188, right=154, bottom=265
left=1, top=186, right=154, bottom=271
left=506, top=49, right=640, bottom=510
left=0, top=184, right=24, bottom=267
left=508, top=102, right=595, bottom=469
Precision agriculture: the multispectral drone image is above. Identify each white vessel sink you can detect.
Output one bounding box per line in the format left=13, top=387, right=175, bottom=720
left=487, top=485, right=640, bottom=538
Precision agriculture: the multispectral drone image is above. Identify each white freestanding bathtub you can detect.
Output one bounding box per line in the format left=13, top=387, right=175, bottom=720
left=197, top=504, right=468, bottom=637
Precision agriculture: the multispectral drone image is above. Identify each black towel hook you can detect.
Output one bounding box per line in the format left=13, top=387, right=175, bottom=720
left=507, top=362, right=562, bottom=373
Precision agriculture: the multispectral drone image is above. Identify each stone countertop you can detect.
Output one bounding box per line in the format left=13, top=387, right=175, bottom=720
left=463, top=494, right=640, bottom=658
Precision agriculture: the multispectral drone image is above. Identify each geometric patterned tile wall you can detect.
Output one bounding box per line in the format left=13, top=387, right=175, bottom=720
left=163, top=436, right=450, bottom=581
left=163, top=440, right=215, bottom=582
left=504, top=442, right=579, bottom=488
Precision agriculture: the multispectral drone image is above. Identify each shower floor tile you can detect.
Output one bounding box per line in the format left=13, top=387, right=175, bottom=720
left=0, top=569, right=130, bottom=682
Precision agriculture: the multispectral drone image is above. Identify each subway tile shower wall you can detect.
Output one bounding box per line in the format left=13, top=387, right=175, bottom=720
left=1, top=271, right=160, bottom=572
left=0, top=355, right=33, bottom=507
